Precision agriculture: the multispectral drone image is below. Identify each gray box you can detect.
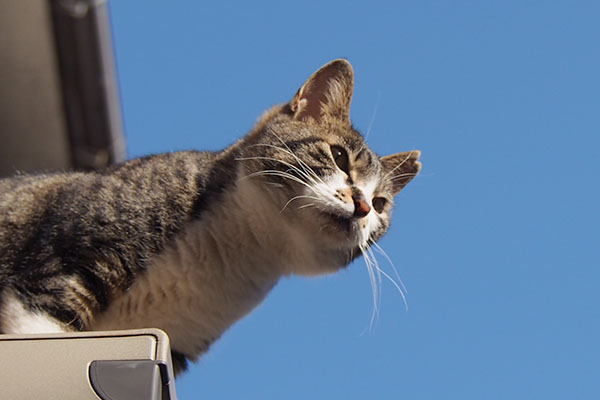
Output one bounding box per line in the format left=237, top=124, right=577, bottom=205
left=0, top=329, right=177, bottom=400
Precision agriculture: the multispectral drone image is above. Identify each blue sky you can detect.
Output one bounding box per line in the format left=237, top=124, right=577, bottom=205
left=110, top=1, right=599, bottom=399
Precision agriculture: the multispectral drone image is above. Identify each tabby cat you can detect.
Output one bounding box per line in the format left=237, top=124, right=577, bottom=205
left=0, top=59, right=420, bottom=373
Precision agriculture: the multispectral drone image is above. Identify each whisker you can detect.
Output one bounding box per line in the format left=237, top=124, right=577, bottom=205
left=368, top=240, right=408, bottom=311
left=388, top=172, right=419, bottom=181
left=244, top=150, right=333, bottom=204
left=280, top=195, right=320, bottom=213
left=240, top=170, right=312, bottom=189
left=365, top=92, right=380, bottom=141
left=371, top=241, right=408, bottom=295
left=366, top=245, right=384, bottom=308
left=241, top=140, right=337, bottom=208
left=297, top=203, right=319, bottom=211
left=262, top=131, right=326, bottom=186
left=376, top=266, right=408, bottom=311
left=265, top=182, right=284, bottom=188
left=236, top=155, right=318, bottom=187
left=382, top=152, right=420, bottom=181
left=358, top=244, right=379, bottom=332
left=357, top=91, right=381, bottom=155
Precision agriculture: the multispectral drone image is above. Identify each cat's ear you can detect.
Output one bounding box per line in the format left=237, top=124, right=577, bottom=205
left=291, top=59, right=354, bottom=123
left=381, top=150, right=422, bottom=195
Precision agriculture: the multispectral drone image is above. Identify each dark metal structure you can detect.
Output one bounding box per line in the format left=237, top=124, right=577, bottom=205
left=0, top=0, right=125, bottom=177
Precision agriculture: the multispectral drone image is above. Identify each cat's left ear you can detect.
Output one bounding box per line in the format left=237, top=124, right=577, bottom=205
left=291, top=59, right=354, bottom=123
left=381, top=150, right=422, bottom=195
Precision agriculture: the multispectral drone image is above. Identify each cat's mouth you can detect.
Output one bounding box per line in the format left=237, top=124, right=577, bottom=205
left=323, top=211, right=361, bottom=238
left=326, top=212, right=352, bottom=229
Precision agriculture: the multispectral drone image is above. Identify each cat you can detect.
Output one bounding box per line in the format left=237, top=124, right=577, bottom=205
left=0, top=59, right=421, bottom=374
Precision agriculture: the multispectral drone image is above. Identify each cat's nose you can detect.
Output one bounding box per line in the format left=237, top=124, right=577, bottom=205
left=353, top=198, right=371, bottom=218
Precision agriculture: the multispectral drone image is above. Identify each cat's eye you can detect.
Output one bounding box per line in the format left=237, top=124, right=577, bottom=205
left=372, top=197, right=387, bottom=213
left=330, top=145, right=349, bottom=173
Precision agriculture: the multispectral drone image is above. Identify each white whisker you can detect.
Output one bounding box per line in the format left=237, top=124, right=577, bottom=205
left=371, top=241, right=408, bottom=295
left=297, top=203, right=319, bottom=211
left=366, top=245, right=383, bottom=307
left=263, top=130, right=326, bottom=185
left=358, top=244, right=380, bottom=333
left=388, top=172, right=419, bottom=181
left=376, top=267, right=408, bottom=311
left=365, top=92, right=380, bottom=141
left=240, top=170, right=312, bottom=190
left=356, top=93, right=381, bottom=156
left=236, top=155, right=318, bottom=187
left=367, top=240, right=408, bottom=311
left=280, top=195, right=320, bottom=213
left=382, top=152, right=419, bottom=181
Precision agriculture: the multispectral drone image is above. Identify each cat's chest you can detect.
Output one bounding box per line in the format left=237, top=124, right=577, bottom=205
left=91, top=215, right=278, bottom=358
left=90, top=180, right=323, bottom=357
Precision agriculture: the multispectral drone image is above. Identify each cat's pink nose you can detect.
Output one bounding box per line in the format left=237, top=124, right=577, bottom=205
left=353, top=198, right=371, bottom=218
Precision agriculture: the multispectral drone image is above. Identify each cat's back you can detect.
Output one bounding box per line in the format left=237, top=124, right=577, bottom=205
left=0, top=150, right=213, bottom=220
left=0, top=150, right=222, bottom=278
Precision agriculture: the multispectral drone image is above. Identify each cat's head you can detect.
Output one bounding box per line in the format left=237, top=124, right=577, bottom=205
left=237, top=59, right=420, bottom=275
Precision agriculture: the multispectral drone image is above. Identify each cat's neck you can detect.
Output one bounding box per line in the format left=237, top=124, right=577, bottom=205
left=226, top=175, right=336, bottom=276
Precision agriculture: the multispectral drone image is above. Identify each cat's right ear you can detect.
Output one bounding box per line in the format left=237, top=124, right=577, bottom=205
left=291, top=59, right=354, bottom=123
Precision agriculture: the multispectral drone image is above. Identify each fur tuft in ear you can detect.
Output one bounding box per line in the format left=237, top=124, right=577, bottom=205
left=381, top=150, right=422, bottom=195
left=291, top=59, right=354, bottom=123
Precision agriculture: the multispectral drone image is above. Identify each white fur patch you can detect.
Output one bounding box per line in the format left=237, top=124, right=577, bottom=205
left=359, top=179, right=378, bottom=204
left=308, top=172, right=381, bottom=246
left=0, top=291, right=66, bottom=334
left=358, top=178, right=380, bottom=245
left=92, top=176, right=287, bottom=358
left=308, top=172, right=354, bottom=216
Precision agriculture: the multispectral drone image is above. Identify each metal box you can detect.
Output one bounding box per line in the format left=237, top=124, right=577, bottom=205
left=0, top=329, right=177, bottom=400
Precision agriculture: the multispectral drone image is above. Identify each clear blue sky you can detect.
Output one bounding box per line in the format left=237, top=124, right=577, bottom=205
left=109, top=1, right=599, bottom=399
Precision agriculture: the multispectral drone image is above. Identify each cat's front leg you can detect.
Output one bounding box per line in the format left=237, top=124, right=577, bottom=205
left=0, top=290, right=74, bottom=334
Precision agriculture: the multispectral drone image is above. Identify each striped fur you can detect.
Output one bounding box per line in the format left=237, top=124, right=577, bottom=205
left=0, top=59, right=421, bottom=374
